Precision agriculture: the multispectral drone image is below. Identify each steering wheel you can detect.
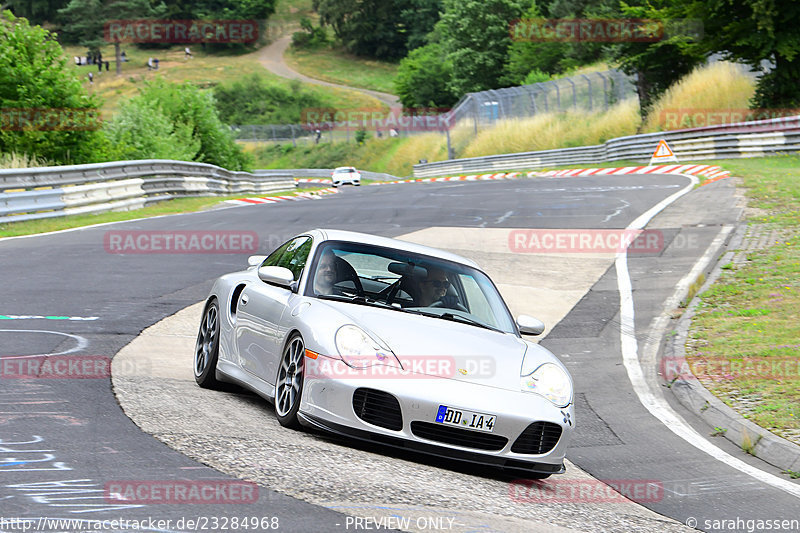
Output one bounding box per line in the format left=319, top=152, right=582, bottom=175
left=430, top=300, right=469, bottom=313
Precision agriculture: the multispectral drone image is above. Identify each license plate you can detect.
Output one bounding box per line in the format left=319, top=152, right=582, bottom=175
left=435, top=405, right=496, bottom=433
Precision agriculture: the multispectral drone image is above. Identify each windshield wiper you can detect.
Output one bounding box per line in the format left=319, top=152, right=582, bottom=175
left=405, top=309, right=502, bottom=333
left=316, top=293, right=400, bottom=310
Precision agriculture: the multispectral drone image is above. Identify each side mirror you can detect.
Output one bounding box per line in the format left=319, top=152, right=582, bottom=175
left=517, top=315, right=545, bottom=336
left=258, top=266, right=296, bottom=291
left=248, top=255, right=267, bottom=267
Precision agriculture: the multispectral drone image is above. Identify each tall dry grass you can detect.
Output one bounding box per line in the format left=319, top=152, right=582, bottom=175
left=0, top=152, right=52, bottom=169
left=376, top=133, right=448, bottom=176
left=642, top=61, right=756, bottom=132
left=459, top=98, right=640, bottom=158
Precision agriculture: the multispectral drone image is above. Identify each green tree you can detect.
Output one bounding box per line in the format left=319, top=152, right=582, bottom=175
left=0, top=10, right=105, bottom=164
left=104, top=98, right=200, bottom=160
left=502, top=1, right=567, bottom=85
left=58, top=0, right=167, bottom=75
left=394, top=42, right=458, bottom=108
left=678, top=0, right=800, bottom=108
left=398, top=0, right=443, bottom=52
left=437, top=0, right=527, bottom=95
left=128, top=79, right=251, bottom=170
left=314, top=0, right=407, bottom=60
left=606, top=1, right=705, bottom=118
left=5, top=0, right=69, bottom=25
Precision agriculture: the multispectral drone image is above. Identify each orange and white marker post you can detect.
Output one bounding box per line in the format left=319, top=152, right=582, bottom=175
left=649, top=139, right=679, bottom=165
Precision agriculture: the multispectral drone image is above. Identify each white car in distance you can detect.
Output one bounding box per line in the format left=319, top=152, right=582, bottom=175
left=331, top=166, right=361, bottom=187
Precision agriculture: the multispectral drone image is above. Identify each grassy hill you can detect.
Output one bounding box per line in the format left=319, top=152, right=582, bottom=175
left=66, top=44, right=384, bottom=121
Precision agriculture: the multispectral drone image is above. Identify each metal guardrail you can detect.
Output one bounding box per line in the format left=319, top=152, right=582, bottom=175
left=0, top=160, right=294, bottom=224
left=413, top=115, right=800, bottom=177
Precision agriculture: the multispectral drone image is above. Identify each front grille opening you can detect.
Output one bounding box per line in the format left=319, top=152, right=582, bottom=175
left=410, top=421, right=508, bottom=451
left=510, top=421, right=562, bottom=454
left=352, top=388, right=403, bottom=431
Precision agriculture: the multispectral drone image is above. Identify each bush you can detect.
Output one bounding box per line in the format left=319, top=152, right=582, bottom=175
left=106, top=79, right=251, bottom=170
left=104, top=99, right=200, bottom=161
left=0, top=10, right=106, bottom=165
left=214, top=74, right=325, bottom=125
left=522, top=69, right=551, bottom=85
left=291, top=17, right=329, bottom=49
left=395, top=43, right=458, bottom=109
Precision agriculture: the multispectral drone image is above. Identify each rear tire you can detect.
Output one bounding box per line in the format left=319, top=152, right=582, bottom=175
left=194, top=299, right=222, bottom=389
left=275, top=333, right=305, bottom=429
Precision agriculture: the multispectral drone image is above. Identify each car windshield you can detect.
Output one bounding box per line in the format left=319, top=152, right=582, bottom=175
left=306, top=241, right=517, bottom=334
left=334, top=168, right=355, bottom=173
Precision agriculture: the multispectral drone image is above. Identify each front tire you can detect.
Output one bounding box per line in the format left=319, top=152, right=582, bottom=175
left=275, top=333, right=305, bottom=428
left=194, top=298, right=222, bottom=388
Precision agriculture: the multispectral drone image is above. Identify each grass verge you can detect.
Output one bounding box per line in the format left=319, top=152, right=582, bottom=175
left=65, top=45, right=381, bottom=120
left=284, top=46, right=399, bottom=95
left=0, top=188, right=311, bottom=239
left=685, top=155, right=800, bottom=444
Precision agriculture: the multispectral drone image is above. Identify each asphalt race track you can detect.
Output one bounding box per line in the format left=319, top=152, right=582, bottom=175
left=1, top=174, right=797, bottom=532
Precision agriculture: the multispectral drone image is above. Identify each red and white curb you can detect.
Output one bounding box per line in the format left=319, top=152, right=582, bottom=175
left=529, top=164, right=731, bottom=182
left=371, top=165, right=730, bottom=186
left=295, top=178, right=331, bottom=184
left=225, top=188, right=339, bottom=206
left=370, top=172, right=520, bottom=185
left=232, top=166, right=731, bottom=202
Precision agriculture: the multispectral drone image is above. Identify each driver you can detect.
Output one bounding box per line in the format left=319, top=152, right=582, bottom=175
left=314, top=251, right=338, bottom=295
left=416, top=267, right=449, bottom=307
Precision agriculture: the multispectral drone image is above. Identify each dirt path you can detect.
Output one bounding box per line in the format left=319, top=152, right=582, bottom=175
left=256, top=35, right=400, bottom=107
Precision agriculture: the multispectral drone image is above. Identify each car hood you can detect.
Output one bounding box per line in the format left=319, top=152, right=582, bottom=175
left=315, top=301, right=560, bottom=391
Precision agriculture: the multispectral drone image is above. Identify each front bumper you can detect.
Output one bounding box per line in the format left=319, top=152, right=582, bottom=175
left=299, top=362, right=573, bottom=475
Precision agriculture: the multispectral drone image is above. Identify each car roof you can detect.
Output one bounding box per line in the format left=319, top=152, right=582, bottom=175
left=334, top=166, right=356, bottom=170
left=307, top=228, right=480, bottom=268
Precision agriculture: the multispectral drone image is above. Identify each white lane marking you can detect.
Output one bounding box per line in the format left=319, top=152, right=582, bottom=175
left=495, top=211, right=514, bottom=224
left=0, top=330, right=89, bottom=358
left=615, top=175, right=800, bottom=499
left=602, top=198, right=630, bottom=223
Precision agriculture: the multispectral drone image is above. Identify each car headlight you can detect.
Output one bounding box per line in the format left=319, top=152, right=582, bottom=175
left=521, top=362, right=572, bottom=407
left=335, top=325, right=400, bottom=369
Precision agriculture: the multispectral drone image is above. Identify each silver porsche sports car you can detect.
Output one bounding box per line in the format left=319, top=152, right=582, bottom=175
left=194, top=229, right=574, bottom=477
